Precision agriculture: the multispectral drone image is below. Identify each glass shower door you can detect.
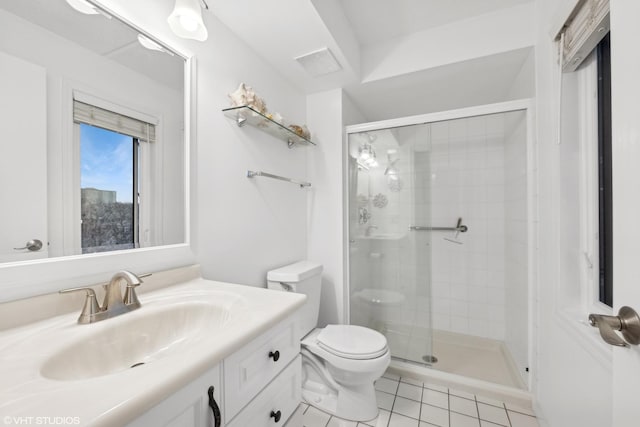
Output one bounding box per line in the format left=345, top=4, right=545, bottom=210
left=348, top=124, right=435, bottom=365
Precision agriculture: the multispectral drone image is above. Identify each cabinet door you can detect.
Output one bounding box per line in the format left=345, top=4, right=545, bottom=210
left=126, top=364, right=222, bottom=427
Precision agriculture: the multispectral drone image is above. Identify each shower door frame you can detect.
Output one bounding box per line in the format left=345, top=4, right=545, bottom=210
left=343, top=98, right=537, bottom=390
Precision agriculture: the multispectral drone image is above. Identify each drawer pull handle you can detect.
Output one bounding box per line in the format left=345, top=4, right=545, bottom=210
left=269, top=350, right=280, bottom=362
left=207, top=386, right=222, bottom=427
left=270, top=410, right=282, bottom=423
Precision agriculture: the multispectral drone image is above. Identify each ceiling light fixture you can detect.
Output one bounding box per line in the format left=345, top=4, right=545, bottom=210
left=65, top=0, right=99, bottom=15
left=168, top=0, right=209, bottom=42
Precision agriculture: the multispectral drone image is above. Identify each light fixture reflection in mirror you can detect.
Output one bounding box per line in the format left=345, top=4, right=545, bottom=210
left=0, top=0, right=187, bottom=263
left=65, top=0, right=98, bottom=15
left=138, top=34, right=175, bottom=56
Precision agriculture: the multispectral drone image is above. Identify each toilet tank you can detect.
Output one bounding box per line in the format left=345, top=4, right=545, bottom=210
left=267, top=261, right=323, bottom=336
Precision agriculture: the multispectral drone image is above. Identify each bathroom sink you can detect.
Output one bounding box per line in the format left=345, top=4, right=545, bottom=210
left=41, top=298, right=240, bottom=381
left=0, top=275, right=307, bottom=427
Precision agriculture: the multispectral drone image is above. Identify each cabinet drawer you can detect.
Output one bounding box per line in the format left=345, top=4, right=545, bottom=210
left=227, top=356, right=301, bottom=427
left=224, top=313, right=300, bottom=420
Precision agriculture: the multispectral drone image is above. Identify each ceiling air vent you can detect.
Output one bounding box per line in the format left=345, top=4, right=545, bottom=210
left=294, top=47, right=342, bottom=77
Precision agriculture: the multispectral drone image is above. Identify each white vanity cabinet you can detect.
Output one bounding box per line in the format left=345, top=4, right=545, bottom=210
left=126, top=364, right=222, bottom=427
left=128, top=311, right=302, bottom=427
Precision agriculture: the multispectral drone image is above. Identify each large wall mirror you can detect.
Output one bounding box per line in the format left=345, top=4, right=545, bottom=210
left=1, top=0, right=186, bottom=262
left=0, top=0, right=193, bottom=301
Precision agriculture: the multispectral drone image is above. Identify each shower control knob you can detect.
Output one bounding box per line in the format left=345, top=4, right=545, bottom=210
left=269, top=350, right=280, bottom=362
left=270, top=410, right=282, bottom=423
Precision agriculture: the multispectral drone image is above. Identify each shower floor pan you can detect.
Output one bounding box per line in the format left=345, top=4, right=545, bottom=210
left=383, top=325, right=525, bottom=389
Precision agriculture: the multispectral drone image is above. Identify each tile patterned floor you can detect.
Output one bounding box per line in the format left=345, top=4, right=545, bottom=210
left=298, top=371, right=540, bottom=427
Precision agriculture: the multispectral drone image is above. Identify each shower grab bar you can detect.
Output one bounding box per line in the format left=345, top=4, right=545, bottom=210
left=247, top=170, right=311, bottom=188
left=409, top=218, right=468, bottom=233
left=410, top=225, right=468, bottom=232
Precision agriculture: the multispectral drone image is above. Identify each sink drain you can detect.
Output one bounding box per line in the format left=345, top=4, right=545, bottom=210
left=130, top=362, right=145, bottom=368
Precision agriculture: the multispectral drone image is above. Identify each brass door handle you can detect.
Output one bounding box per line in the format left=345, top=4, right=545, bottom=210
left=589, top=306, right=640, bottom=347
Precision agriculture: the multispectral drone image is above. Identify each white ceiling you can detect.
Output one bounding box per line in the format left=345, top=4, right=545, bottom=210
left=345, top=47, right=533, bottom=122
left=340, top=0, right=533, bottom=46
left=212, top=0, right=535, bottom=122
left=1, top=0, right=183, bottom=91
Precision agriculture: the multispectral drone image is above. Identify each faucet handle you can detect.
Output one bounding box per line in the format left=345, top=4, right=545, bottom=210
left=123, top=282, right=141, bottom=309
left=59, top=287, right=101, bottom=324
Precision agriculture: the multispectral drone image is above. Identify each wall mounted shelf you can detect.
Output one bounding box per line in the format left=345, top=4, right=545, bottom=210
left=222, top=105, right=315, bottom=148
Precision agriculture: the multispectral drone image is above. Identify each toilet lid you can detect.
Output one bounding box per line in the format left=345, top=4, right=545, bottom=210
left=316, top=325, right=388, bottom=360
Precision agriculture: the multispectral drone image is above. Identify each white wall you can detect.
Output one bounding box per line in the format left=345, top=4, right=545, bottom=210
left=307, top=89, right=345, bottom=325
left=89, top=0, right=310, bottom=288
left=532, top=1, right=613, bottom=426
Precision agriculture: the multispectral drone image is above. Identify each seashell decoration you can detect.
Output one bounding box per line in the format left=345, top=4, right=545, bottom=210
left=288, top=124, right=311, bottom=140
left=228, top=83, right=311, bottom=139
left=228, top=82, right=267, bottom=114
left=266, top=112, right=284, bottom=124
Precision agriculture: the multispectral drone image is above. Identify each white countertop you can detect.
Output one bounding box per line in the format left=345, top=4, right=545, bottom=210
left=0, top=278, right=305, bottom=426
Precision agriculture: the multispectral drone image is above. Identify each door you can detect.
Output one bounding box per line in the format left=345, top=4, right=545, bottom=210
left=610, top=1, right=640, bottom=425
left=347, top=124, right=434, bottom=365
left=0, top=52, right=48, bottom=262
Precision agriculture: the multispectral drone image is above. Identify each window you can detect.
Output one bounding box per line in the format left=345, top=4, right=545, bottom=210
left=73, top=99, right=155, bottom=254
left=596, top=33, right=612, bottom=307
left=80, top=124, right=139, bottom=253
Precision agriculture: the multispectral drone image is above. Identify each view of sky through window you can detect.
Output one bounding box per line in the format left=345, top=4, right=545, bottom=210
left=80, top=123, right=134, bottom=203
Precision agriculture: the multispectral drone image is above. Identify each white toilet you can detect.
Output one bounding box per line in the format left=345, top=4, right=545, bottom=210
left=267, top=261, right=390, bottom=422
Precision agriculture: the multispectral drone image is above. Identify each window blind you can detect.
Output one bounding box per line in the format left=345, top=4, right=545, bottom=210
left=559, top=0, right=609, bottom=72
left=73, top=100, right=156, bottom=143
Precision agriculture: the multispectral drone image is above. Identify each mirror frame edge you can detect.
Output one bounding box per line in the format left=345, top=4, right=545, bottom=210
left=0, top=4, right=197, bottom=304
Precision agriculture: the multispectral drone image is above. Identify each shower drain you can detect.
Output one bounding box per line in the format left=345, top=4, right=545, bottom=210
left=422, top=355, right=438, bottom=364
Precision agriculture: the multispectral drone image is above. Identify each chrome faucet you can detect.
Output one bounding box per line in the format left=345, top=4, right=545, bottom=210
left=60, top=270, right=145, bottom=324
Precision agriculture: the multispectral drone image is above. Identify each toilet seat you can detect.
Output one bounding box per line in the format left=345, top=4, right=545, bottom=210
left=317, top=325, right=388, bottom=360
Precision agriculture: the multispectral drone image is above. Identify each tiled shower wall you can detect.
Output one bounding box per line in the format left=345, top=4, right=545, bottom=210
left=430, top=115, right=508, bottom=340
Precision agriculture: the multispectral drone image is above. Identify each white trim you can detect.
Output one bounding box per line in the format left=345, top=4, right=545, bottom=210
left=553, top=49, right=613, bottom=367
left=346, top=99, right=532, bottom=135
left=525, top=103, right=538, bottom=390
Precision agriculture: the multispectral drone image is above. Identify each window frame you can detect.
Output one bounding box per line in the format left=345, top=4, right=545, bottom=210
left=596, top=33, right=613, bottom=307
left=70, top=92, right=158, bottom=256
left=577, top=47, right=613, bottom=315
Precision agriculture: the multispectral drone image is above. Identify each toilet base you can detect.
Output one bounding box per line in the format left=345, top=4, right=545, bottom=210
left=302, top=376, right=379, bottom=422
